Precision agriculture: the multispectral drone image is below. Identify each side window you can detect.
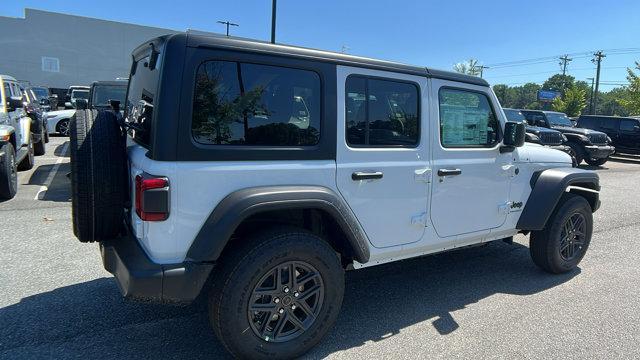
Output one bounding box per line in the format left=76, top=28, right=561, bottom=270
left=438, top=88, right=500, bottom=147
left=601, top=118, right=617, bottom=130
left=191, top=60, right=321, bottom=146
left=345, top=76, right=419, bottom=146
left=620, top=119, right=639, bottom=132
left=3, top=83, right=10, bottom=98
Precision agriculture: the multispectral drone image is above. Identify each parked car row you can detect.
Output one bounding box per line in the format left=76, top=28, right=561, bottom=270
left=0, top=74, right=127, bottom=200
left=503, top=108, right=620, bottom=166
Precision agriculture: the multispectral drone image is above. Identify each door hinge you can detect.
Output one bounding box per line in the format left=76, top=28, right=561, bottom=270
left=414, top=168, right=432, bottom=183
left=411, top=212, right=428, bottom=226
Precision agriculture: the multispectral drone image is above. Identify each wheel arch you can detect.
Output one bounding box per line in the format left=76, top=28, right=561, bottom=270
left=186, top=186, right=371, bottom=265
left=517, top=168, right=600, bottom=231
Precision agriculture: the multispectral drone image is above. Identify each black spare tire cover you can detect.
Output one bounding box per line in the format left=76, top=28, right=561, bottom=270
left=70, top=109, right=127, bottom=242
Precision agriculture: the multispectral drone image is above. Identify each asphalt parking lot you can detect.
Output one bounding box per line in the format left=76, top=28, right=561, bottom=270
left=1, top=136, right=639, bottom=359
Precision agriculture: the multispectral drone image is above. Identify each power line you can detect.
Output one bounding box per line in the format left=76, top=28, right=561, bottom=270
left=484, top=47, right=640, bottom=69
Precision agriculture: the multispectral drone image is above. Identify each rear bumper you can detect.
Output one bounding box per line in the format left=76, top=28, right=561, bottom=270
left=100, top=233, right=214, bottom=303
left=584, top=145, right=615, bottom=159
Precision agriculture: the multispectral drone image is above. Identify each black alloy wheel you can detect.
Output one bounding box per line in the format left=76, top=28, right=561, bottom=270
left=559, top=213, right=587, bottom=261
left=248, top=260, right=325, bottom=343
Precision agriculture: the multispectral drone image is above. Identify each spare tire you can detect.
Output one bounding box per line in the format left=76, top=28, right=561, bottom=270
left=70, top=109, right=127, bottom=242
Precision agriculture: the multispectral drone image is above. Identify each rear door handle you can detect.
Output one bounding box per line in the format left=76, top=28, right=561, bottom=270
left=352, top=171, right=383, bottom=181
left=437, top=168, right=462, bottom=176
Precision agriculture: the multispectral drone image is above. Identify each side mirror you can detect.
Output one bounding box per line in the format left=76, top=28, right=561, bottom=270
left=5, top=96, right=24, bottom=111
left=501, top=121, right=526, bottom=152
left=39, top=98, right=50, bottom=106
left=536, top=119, right=546, bottom=127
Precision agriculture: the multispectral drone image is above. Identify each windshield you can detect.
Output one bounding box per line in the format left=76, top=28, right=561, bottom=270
left=92, top=85, right=127, bottom=106
left=31, top=87, right=48, bottom=100
left=503, top=109, right=526, bottom=123
left=546, top=113, right=573, bottom=127
left=71, top=90, right=89, bottom=100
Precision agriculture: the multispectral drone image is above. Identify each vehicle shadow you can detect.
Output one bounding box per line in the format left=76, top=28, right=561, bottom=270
left=54, top=141, right=70, bottom=157
left=608, top=155, right=640, bottom=165
left=26, top=162, right=71, bottom=202
left=0, top=241, right=578, bottom=359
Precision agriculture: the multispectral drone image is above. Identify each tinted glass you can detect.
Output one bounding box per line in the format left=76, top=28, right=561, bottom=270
left=192, top=61, right=321, bottom=146
left=439, top=89, right=499, bottom=147
left=546, top=113, right=573, bottom=127
left=71, top=90, right=89, bottom=99
left=92, top=85, right=127, bottom=107
left=125, top=48, right=162, bottom=148
left=600, top=118, right=618, bottom=130
left=345, top=76, right=419, bottom=146
left=620, top=119, right=639, bottom=131
left=503, top=109, right=526, bottom=122
left=31, top=87, right=49, bottom=100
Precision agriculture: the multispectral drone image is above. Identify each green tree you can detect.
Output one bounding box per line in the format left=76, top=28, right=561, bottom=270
left=619, top=61, right=640, bottom=115
left=542, top=74, right=575, bottom=93
left=453, top=59, right=481, bottom=76
left=552, top=86, right=587, bottom=116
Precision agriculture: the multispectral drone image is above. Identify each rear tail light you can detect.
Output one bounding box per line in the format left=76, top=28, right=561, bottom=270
left=135, top=174, right=169, bottom=221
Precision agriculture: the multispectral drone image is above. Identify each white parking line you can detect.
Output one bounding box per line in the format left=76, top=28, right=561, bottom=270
left=34, top=142, right=69, bottom=200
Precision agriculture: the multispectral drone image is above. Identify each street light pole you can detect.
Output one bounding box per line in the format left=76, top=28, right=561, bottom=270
left=270, top=0, right=277, bottom=43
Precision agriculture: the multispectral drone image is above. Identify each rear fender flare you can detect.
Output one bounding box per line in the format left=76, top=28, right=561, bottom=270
left=186, top=186, right=371, bottom=264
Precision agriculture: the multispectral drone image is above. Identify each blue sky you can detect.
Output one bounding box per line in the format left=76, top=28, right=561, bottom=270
left=3, top=0, right=640, bottom=90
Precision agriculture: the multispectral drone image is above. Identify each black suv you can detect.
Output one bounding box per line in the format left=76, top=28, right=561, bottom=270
left=503, top=108, right=574, bottom=162
left=576, top=115, right=640, bottom=155
left=520, top=110, right=615, bottom=166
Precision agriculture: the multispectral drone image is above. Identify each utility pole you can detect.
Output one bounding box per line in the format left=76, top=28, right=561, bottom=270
left=270, top=0, right=277, bottom=44
left=340, top=45, right=351, bottom=54
left=591, top=51, right=606, bottom=114
left=476, top=65, right=489, bottom=78
left=217, top=20, right=239, bottom=36
left=587, top=77, right=595, bottom=114
left=559, top=54, right=572, bottom=93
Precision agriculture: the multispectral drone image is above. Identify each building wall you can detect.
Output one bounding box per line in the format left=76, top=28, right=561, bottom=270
left=0, top=8, right=177, bottom=89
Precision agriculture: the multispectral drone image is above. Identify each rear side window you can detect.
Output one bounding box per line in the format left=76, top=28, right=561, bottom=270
left=345, top=76, right=419, bottom=146
left=191, top=61, right=321, bottom=146
left=438, top=88, right=500, bottom=147
left=600, top=118, right=618, bottom=130
left=125, top=45, right=163, bottom=148
left=620, top=119, right=639, bottom=132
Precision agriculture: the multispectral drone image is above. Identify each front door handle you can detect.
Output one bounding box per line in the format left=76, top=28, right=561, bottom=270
left=437, top=168, right=462, bottom=176
left=352, top=171, right=383, bottom=181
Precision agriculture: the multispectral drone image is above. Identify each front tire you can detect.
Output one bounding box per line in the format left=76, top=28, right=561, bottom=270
left=566, top=142, right=584, bottom=165
left=530, top=193, right=593, bottom=274
left=209, top=227, right=344, bottom=359
left=34, top=132, right=46, bottom=156
left=585, top=157, right=608, bottom=166
left=0, top=143, right=18, bottom=200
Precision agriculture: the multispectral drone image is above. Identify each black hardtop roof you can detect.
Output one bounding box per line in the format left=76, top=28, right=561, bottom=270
left=152, top=32, right=489, bottom=87
left=91, top=80, right=127, bottom=87
left=579, top=114, right=638, bottom=120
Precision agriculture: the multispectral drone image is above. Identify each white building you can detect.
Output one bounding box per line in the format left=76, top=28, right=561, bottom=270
left=0, top=8, right=177, bottom=92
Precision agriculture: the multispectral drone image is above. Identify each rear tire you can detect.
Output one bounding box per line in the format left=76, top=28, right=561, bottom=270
left=70, top=109, right=127, bottom=242
left=530, top=193, right=593, bottom=274
left=17, top=134, right=34, bottom=171
left=0, top=143, right=18, bottom=200
left=34, top=133, right=46, bottom=156
left=209, top=227, right=344, bottom=359
left=585, top=157, right=607, bottom=166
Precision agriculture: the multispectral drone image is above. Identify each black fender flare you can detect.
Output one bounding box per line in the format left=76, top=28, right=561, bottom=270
left=517, top=168, right=600, bottom=231
left=186, top=185, right=371, bottom=264
left=563, top=132, right=589, bottom=144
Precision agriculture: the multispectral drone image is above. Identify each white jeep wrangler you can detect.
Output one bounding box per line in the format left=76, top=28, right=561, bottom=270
left=69, top=33, right=600, bottom=359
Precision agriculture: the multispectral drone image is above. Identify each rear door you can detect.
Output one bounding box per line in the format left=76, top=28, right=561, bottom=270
left=618, top=118, right=640, bottom=151
left=335, top=66, right=429, bottom=249
left=429, top=81, right=511, bottom=238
